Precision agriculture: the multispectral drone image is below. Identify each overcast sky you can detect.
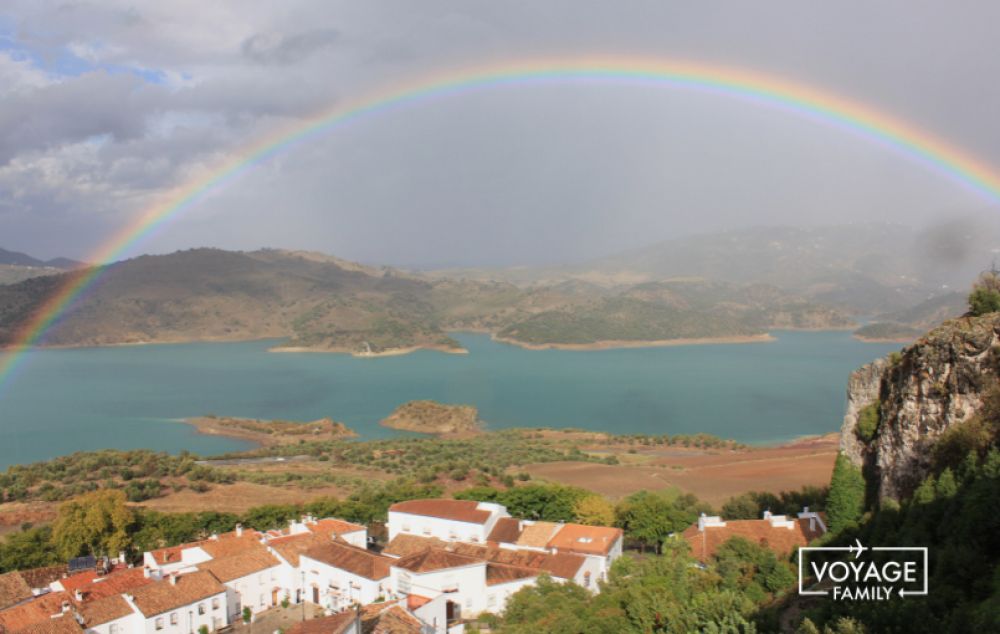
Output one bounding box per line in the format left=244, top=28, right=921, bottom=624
left=2, top=1, right=1000, bottom=268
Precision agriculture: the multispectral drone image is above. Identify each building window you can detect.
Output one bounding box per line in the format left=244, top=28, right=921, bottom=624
left=198, top=604, right=205, bottom=615
left=155, top=618, right=164, bottom=630
left=170, top=613, right=178, bottom=626
left=212, top=598, right=220, bottom=610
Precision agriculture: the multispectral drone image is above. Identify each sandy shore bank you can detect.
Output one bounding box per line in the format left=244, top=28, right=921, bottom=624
left=492, top=333, right=775, bottom=351
left=268, top=344, right=469, bottom=357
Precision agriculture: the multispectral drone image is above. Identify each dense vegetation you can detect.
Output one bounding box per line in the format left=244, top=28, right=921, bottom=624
left=0, top=429, right=742, bottom=505
left=852, top=321, right=922, bottom=341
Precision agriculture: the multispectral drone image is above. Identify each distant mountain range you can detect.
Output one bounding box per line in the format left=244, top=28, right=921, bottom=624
left=1, top=222, right=991, bottom=352
left=0, top=247, right=82, bottom=269
left=432, top=222, right=1000, bottom=315
left=0, top=247, right=853, bottom=353
left=0, top=247, right=84, bottom=286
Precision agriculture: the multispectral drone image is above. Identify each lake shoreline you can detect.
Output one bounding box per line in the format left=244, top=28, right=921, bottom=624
left=492, top=333, right=776, bottom=351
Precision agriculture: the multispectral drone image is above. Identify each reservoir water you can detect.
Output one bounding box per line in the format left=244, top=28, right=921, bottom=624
left=0, top=332, right=901, bottom=469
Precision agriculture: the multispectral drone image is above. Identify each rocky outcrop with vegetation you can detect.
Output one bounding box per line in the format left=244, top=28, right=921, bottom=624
left=841, top=312, right=1000, bottom=500
left=380, top=400, right=481, bottom=435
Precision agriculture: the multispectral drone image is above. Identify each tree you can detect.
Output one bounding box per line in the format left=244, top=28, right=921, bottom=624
left=573, top=495, right=615, bottom=526
left=826, top=454, right=865, bottom=533
left=52, top=489, right=135, bottom=560
left=968, top=270, right=1000, bottom=316
left=615, top=490, right=706, bottom=553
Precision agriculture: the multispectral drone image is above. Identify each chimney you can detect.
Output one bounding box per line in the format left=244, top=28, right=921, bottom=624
left=763, top=510, right=772, bottom=520
left=169, top=574, right=178, bottom=586
left=118, top=551, right=126, bottom=565
left=61, top=602, right=71, bottom=613
left=74, top=590, right=83, bottom=602
left=236, top=524, right=243, bottom=538
left=143, top=567, right=150, bottom=579
left=210, top=533, right=219, bottom=541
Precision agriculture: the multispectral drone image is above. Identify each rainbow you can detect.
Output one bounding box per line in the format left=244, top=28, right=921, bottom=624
left=2, top=56, right=1000, bottom=395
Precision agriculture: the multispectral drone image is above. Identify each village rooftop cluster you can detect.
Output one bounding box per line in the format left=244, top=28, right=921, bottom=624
left=0, top=499, right=827, bottom=634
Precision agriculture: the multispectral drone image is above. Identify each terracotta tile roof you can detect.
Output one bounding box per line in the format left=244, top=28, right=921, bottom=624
left=17, top=567, right=67, bottom=591
left=547, top=524, right=623, bottom=556
left=360, top=603, right=422, bottom=634
left=286, top=611, right=357, bottom=634
left=391, top=548, right=481, bottom=574
left=0, top=591, right=72, bottom=633
left=404, top=594, right=431, bottom=611
left=516, top=522, right=561, bottom=548
left=454, top=544, right=584, bottom=580
left=680, top=517, right=823, bottom=562
left=11, top=614, right=82, bottom=634
left=62, top=568, right=152, bottom=603
left=197, top=546, right=280, bottom=582
left=129, top=572, right=225, bottom=617
left=0, top=572, right=33, bottom=610
left=198, top=532, right=262, bottom=558
left=309, top=519, right=366, bottom=536
left=148, top=545, right=187, bottom=565
left=382, top=535, right=449, bottom=559
left=302, top=541, right=392, bottom=581
left=268, top=533, right=326, bottom=567
left=487, top=517, right=522, bottom=544
left=384, top=535, right=584, bottom=580
left=388, top=500, right=492, bottom=525
left=485, top=563, right=537, bottom=586
left=78, top=595, right=134, bottom=626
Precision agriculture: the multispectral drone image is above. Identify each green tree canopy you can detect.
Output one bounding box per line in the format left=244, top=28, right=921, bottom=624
left=826, top=453, right=866, bottom=534
left=51, top=489, right=135, bottom=560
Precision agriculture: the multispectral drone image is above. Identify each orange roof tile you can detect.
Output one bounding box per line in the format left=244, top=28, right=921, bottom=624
left=198, top=532, right=262, bottom=558
left=62, top=568, right=153, bottom=604
left=309, top=519, right=366, bottom=536
left=485, top=563, right=537, bottom=586
left=680, top=517, right=823, bottom=561
left=17, top=567, right=67, bottom=591
left=486, top=517, right=522, bottom=544
left=12, top=614, right=82, bottom=634
left=382, top=535, right=449, bottom=559
left=0, top=572, right=33, bottom=610
left=405, top=594, right=431, bottom=611
left=196, top=547, right=280, bottom=583
left=129, top=572, right=225, bottom=617
left=388, top=500, right=492, bottom=524
left=360, top=603, right=422, bottom=634
left=516, top=522, right=561, bottom=548
left=269, top=533, right=326, bottom=567
left=384, top=535, right=584, bottom=580
left=78, top=595, right=134, bottom=626
left=0, top=592, right=72, bottom=633
left=301, top=541, right=392, bottom=581
left=547, top=524, right=623, bottom=556
left=391, top=548, right=481, bottom=574
left=286, top=611, right=357, bottom=634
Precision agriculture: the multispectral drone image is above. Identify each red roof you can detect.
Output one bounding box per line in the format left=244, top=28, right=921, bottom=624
left=388, top=500, right=492, bottom=524
left=61, top=568, right=152, bottom=603
left=406, top=594, right=432, bottom=610
left=547, top=524, right=623, bottom=556
left=309, top=519, right=365, bottom=536
left=680, top=517, right=825, bottom=561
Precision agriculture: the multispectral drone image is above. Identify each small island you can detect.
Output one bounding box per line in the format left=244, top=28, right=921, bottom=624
left=185, top=415, right=357, bottom=446
left=380, top=400, right=482, bottom=436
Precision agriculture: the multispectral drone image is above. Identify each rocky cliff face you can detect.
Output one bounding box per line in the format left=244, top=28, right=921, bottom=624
left=841, top=313, right=1000, bottom=500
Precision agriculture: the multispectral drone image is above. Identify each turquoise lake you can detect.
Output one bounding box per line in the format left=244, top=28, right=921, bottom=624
left=0, top=332, right=901, bottom=469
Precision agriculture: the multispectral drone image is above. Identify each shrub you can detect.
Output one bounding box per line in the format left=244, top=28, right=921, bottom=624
left=855, top=402, right=880, bottom=442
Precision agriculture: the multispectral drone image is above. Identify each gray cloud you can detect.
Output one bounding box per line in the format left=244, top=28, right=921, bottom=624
left=1, top=1, right=999, bottom=266
left=241, top=29, right=339, bottom=65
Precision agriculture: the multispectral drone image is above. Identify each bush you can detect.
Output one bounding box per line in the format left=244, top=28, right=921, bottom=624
left=855, top=402, right=880, bottom=442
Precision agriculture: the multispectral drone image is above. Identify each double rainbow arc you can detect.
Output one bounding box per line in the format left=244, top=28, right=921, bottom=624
left=2, top=57, right=999, bottom=395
